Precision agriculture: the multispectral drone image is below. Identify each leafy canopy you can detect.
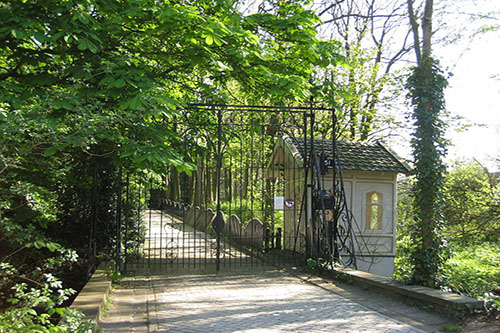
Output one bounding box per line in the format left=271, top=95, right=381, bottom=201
left=0, top=0, right=345, bottom=329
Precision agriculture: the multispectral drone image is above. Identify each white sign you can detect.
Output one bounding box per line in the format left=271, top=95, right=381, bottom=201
left=274, top=196, right=284, bottom=210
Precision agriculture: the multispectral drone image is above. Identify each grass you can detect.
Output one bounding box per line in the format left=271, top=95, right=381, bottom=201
left=394, top=242, right=500, bottom=316
left=99, top=293, right=113, bottom=319
left=442, top=324, right=462, bottom=332
left=442, top=243, right=500, bottom=299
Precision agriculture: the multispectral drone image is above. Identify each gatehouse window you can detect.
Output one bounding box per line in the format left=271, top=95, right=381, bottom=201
left=366, top=191, right=383, bottom=230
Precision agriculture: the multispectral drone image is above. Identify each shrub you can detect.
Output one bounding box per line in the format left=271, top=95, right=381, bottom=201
left=208, top=197, right=284, bottom=228
left=0, top=252, right=92, bottom=332
left=441, top=243, right=500, bottom=298
left=393, top=235, right=413, bottom=282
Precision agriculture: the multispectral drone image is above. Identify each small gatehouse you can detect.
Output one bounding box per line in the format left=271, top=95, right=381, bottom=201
left=266, top=137, right=410, bottom=277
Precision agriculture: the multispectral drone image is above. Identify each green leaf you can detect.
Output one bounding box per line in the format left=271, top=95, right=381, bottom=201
left=205, top=34, right=214, bottom=45
left=213, top=35, right=222, bottom=46
left=99, top=76, right=115, bottom=86
left=33, top=240, right=45, bottom=249
left=43, top=147, right=57, bottom=157
left=26, top=308, right=37, bottom=316
left=114, top=78, right=126, bottom=88
left=307, top=52, right=318, bottom=63
left=46, top=242, right=61, bottom=252
left=128, top=95, right=144, bottom=110
left=52, top=31, right=65, bottom=41
left=55, top=307, right=66, bottom=315
left=11, top=29, right=21, bottom=38
left=77, top=12, right=90, bottom=24
left=8, top=298, right=20, bottom=305
left=77, top=40, right=88, bottom=51
left=87, top=40, right=98, bottom=53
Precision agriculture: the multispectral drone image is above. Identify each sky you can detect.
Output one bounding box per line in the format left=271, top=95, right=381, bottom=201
left=387, top=1, right=500, bottom=172
left=441, top=30, right=500, bottom=171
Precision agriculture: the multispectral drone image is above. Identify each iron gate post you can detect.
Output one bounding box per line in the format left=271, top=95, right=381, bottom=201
left=86, top=160, right=98, bottom=278
left=115, top=166, right=123, bottom=273
left=124, top=173, right=130, bottom=273
left=303, top=112, right=310, bottom=258
left=215, top=107, right=224, bottom=272
left=331, top=111, right=339, bottom=266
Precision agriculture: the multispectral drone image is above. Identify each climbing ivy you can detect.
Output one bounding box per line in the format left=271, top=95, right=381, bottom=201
left=405, top=58, right=449, bottom=288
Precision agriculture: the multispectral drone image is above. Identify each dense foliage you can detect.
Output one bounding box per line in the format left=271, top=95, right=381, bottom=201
left=442, top=243, right=500, bottom=299
left=443, top=162, right=500, bottom=245
left=0, top=0, right=344, bottom=329
left=442, top=162, right=499, bottom=307
left=396, top=161, right=500, bottom=314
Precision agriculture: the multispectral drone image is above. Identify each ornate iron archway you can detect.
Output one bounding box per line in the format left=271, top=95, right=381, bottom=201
left=117, top=104, right=358, bottom=274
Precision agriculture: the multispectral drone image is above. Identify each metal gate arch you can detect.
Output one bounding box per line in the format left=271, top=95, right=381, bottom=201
left=120, top=104, right=357, bottom=273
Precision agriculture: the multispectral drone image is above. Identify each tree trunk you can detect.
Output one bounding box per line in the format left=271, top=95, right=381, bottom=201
left=406, top=0, right=447, bottom=288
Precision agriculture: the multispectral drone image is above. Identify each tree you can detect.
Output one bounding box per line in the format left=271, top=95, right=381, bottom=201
left=405, top=0, right=448, bottom=287
left=314, top=0, right=413, bottom=141
left=443, top=161, right=500, bottom=245
left=1, top=0, right=341, bottom=328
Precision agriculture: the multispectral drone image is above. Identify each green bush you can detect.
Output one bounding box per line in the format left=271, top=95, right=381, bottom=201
left=441, top=243, right=500, bottom=298
left=443, top=162, right=500, bottom=245
left=0, top=250, right=92, bottom=332
left=394, top=239, right=500, bottom=306
left=393, top=235, right=413, bottom=283
left=208, top=197, right=284, bottom=228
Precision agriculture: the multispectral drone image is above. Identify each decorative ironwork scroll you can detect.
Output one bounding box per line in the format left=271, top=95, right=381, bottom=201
left=310, top=120, right=357, bottom=271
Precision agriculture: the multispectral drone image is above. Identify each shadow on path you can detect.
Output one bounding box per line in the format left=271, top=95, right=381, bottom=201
left=99, top=266, right=455, bottom=332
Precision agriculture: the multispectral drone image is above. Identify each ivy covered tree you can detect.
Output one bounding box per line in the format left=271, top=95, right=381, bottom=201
left=405, top=0, right=449, bottom=288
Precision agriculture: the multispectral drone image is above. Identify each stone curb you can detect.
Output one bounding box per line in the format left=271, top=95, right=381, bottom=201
left=70, top=263, right=112, bottom=332
left=282, top=268, right=456, bottom=332
left=340, top=268, right=484, bottom=314
left=290, top=266, right=483, bottom=318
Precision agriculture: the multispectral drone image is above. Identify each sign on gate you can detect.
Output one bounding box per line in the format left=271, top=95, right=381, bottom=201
left=274, top=196, right=284, bottom=210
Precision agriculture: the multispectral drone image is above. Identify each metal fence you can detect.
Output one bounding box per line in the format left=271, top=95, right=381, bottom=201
left=110, top=104, right=355, bottom=274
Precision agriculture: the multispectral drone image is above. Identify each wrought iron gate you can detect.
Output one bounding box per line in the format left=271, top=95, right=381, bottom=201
left=116, top=105, right=357, bottom=273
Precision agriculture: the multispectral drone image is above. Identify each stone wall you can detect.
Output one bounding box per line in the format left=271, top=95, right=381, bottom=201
left=185, top=207, right=214, bottom=231
left=183, top=207, right=265, bottom=250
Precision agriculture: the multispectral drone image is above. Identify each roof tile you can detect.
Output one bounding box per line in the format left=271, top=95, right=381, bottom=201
left=289, top=137, right=410, bottom=174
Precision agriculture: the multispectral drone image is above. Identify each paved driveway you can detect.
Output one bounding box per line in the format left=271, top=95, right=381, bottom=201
left=100, top=267, right=429, bottom=332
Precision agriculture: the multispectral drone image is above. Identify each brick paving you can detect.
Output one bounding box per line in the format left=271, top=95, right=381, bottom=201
left=100, top=210, right=441, bottom=332
left=127, top=210, right=256, bottom=268
left=100, top=267, right=428, bottom=332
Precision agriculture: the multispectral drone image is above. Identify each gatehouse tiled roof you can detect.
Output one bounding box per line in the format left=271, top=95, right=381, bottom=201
left=286, top=137, right=411, bottom=174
